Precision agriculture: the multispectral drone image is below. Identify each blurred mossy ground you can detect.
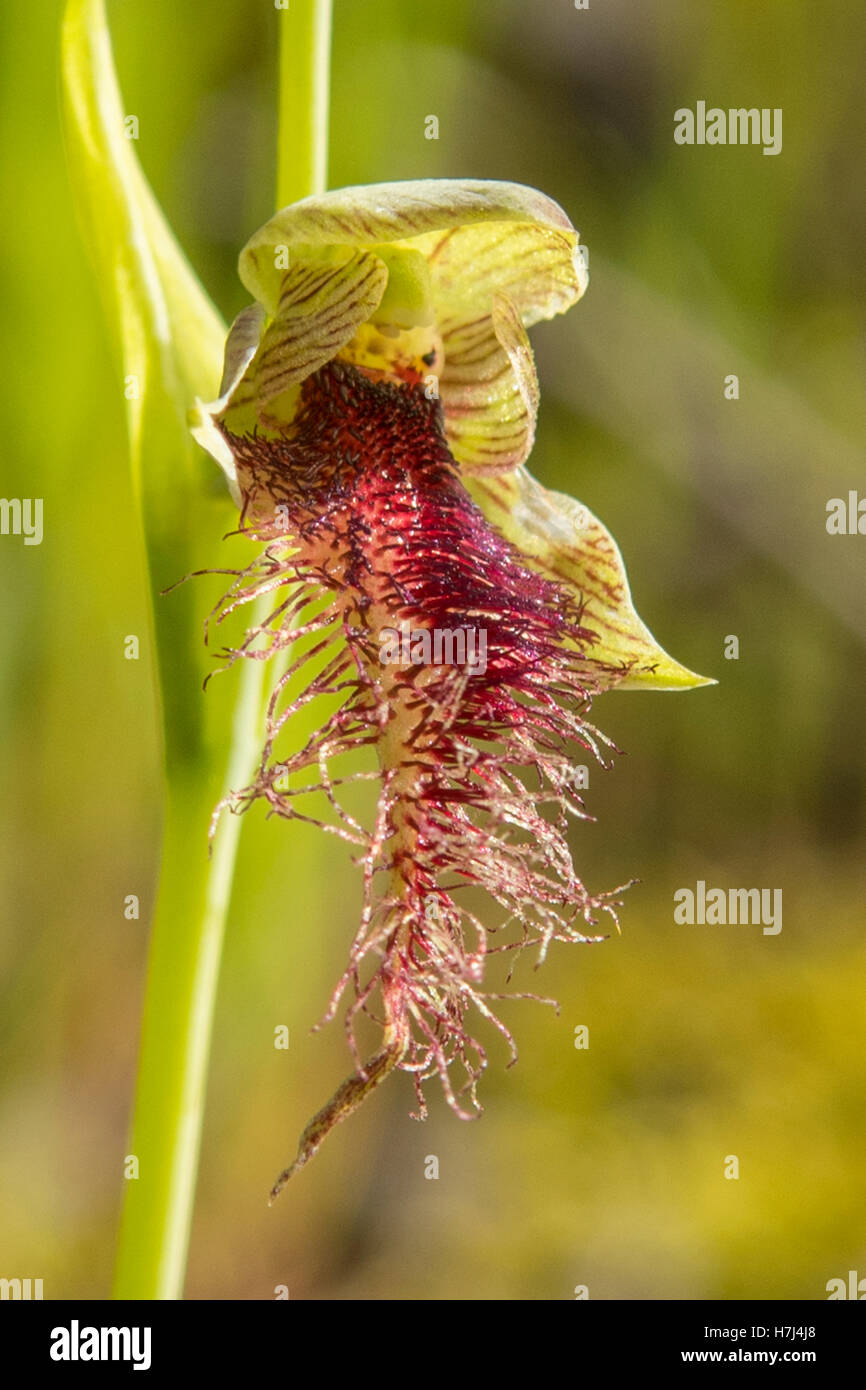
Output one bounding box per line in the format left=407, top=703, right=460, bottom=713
left=1, top=0, right=864, bottom=1298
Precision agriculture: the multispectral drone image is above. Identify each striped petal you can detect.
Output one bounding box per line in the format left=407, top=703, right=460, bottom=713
left=190, top=304, right=264, bottom=504
left=191, top=248, right=388, bottom=479
left=240, top=250, right=388, bottom=413
left=415, top=219, right=587, bottom=328
left=238, top=179, right=587, bottom=328
left=467, top=467, right=714, bottom=690
left=439, top=292, right=540, bottom=474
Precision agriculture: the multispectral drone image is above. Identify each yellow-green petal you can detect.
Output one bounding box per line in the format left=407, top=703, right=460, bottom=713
left=415, top=218, right=587, bottom=327
left=239, top=179, right=586, bottom=329
left=192, top=249, right=389, bottom=474
left=438, top=292, right=540, bottom=474
left=467, top=467, right=714, bottom=691
left=190, top=304, right=264, bottom=505
left=240, top=250, right=387, bottom=408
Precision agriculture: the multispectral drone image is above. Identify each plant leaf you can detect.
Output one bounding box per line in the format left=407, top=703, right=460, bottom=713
left=62, top=0, right=278, bottom=1301
left=62, top=0, right=236, bottom=765
left=62, top=0, right=228, bottom=509
left=62, top=0, right=225, bottom=396
left=468, top=466, right=714, bottom=690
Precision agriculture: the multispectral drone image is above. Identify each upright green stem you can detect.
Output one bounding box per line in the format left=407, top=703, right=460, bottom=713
left=112, top=667, right=270, bottom=1299
left=112, top=0, right=333, bottom=1299
left=277, top=0, right=333, bottom=207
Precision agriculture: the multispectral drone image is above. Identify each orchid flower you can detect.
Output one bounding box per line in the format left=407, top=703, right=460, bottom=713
left=191, top=181, right=711, bottom=1196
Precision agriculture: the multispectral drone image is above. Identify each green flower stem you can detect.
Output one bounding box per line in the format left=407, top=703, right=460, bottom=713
left=277, top=0, right=333, bottom=208
left=109, top=0, right=333, bottom=1299
left=112, top=660, right=270, bottom=1299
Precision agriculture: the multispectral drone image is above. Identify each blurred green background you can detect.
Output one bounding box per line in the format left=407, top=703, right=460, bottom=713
left=2, top=0, right=865, bottom=1299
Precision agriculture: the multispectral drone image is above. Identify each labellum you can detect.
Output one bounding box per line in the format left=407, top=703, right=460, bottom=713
left=191, top=180, right=711, bottom=1198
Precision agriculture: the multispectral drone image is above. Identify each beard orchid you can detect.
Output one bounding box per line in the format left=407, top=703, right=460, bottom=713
left=191, top=179, right=710, bottom=1197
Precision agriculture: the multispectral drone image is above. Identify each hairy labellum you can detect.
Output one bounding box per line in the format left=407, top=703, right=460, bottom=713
left=208, top=356, right=630, bottom=1197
